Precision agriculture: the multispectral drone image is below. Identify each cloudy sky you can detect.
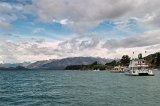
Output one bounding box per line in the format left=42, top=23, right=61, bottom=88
left=0, top=0, right=160, bottom=63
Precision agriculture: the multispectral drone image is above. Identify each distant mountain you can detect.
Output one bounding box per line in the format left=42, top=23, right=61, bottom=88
left=27, top=57, right=113, bottom=70
left=0, top=62, right=31, bottom=68
left=27, top=59, right=56, bottom=69
left=0, top=66, right=30, bottom=71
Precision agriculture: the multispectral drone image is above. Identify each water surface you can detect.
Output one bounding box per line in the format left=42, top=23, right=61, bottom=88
left=0, top=70, right=160, bottom=106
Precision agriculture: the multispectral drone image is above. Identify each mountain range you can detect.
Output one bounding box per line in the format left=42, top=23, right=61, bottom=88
left=0, top=62, right=31, bottom=68
left=1, top=52, right=160, bottom=70
left=27, top=57, right=113, bottom=70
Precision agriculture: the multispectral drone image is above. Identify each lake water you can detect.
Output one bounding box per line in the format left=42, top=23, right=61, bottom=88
left=0, top=70, right=160, bottom=106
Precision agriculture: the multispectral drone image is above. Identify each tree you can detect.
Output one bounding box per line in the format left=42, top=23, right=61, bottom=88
left=120, top=55, right=130, bottom=66
left=155, top=53, right=160, bottom=66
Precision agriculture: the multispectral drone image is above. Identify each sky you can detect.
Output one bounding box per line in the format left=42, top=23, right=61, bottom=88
left=0, top=0, right=160, bottom=63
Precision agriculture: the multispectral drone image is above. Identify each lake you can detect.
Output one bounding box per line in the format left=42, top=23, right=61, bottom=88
left=0, top=70, right=160, bottom=106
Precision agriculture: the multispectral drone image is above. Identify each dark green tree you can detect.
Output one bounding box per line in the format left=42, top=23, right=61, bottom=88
left=155, top=53, right=160, bottom=66
left=120, top=55, right=130, bottom=66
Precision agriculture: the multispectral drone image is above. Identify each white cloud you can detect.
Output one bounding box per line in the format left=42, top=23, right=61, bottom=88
left=1, top=0, right=160, bottom=62
left=32, top=28, right=45, bottom=34
left=60, top=19, right=69, bottom=25
left=31, top=0, right=134, bottom=32
left=0, top=38, right=60, bottom=63
left=1, top=0, right=160, bottom=30
left=0, top=20, right=10, bottom=28
left=52, top=19, right=71, bottom=25
left=0, top=1, right=34, bottom=29
left=1, top=29, right=160, bottom=63
left=103, top=29, right=160, bottom=49
left=30, top=0, right=160, bottom=32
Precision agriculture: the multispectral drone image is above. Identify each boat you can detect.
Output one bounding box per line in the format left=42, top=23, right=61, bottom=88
left=111, top=65, right=125, bottom=73
left=93, top=69, right=100, bottom=71
left=128, top=53, right=154, bottom=76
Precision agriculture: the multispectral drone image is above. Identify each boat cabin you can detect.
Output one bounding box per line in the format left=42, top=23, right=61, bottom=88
left=113, top=65, right=125, bottom=72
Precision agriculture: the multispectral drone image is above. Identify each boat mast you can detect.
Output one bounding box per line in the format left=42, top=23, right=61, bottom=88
left=131, top=51, right=135, bottom=70
left=144, top=51, right=147, bottom=58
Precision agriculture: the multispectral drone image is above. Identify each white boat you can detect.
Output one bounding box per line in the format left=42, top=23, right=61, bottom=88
left=93, top=69, right=100, bottom=71
left=111, top=65, right=125, bottom=73
left=128, top=53, right=154, bottom=76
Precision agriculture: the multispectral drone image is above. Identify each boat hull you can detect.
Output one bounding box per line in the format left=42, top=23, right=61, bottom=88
left=138, top=73, right=154, bottom=76
left=125, top=73, right=154, bottom=76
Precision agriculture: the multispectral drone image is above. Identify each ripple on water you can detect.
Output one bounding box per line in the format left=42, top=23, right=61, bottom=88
left=0, top=70, right=160, bottom=106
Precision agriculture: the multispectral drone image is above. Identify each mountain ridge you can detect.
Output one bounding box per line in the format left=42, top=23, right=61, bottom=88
left=27, top=57, right=113, bottom=70
left=0, top=62, right=31, bottom=68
